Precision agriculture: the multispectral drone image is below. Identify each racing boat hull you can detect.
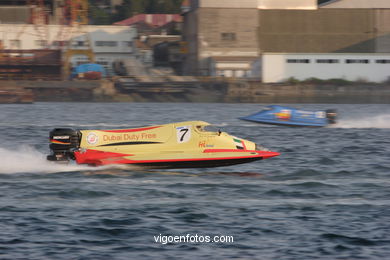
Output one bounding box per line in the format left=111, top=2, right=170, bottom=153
left=47, top=121, right=279, bottom=169
left=240, top=105, right=337, bottom=127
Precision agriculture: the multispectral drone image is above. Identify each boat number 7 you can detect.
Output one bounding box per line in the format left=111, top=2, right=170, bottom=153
left=179, top=128, right=188, bottom=141
left=176, top=126, right=191, bottom=143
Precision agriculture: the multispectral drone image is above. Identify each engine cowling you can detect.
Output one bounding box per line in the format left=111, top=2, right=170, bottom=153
left=326, top=109, right=337, bottom=124
left=47, top=128, right=81, bottom=162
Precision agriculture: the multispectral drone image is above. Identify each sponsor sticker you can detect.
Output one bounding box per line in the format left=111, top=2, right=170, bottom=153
left=53, top=136, right=69, bottom=139
left=86, top=132, right=98, bottom=145
left=275, top=109, right=291, bottom=120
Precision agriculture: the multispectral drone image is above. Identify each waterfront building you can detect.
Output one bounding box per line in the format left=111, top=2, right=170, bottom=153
left=0, top=24, right=136, bottom=76
left=181, top=0, right=390, bottom=82
left=262, top=53, right=390, bottom=83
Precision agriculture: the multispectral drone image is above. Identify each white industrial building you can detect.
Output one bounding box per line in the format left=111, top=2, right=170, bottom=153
left=259, top=0, right=390, bottom=83
left=0, top=24, right=136, bottom=75
left=262, top=53, right=390, bottom=83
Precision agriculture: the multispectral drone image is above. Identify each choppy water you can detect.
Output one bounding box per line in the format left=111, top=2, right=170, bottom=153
left=0, top=102, right=390, bottom=260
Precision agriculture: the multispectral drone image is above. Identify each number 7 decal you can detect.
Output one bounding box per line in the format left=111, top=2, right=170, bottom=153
left=176, top=126, right=191, bottom=143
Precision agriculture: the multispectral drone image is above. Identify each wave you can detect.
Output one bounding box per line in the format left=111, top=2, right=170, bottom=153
left=321, top=233, right=378, bottom=246
left=334, top=114, right=390, bottom=128
left=0, top=146, right=152, bottom=175
left=0, top=146, right=92, bottom=174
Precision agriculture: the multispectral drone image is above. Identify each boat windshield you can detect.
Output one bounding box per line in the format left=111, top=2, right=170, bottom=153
left=195, top=125, right=221, bottom=134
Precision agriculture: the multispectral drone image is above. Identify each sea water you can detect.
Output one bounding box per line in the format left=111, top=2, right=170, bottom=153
left=0, top=102, right=389, bottom=259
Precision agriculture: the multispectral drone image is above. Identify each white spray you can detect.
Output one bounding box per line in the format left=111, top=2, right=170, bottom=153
left=333, top=114, right=390, bottom=129
left=0, top=145, right=90, bottom=174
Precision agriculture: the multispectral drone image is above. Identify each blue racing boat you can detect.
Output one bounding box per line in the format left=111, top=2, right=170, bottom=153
left=239, top=105, right=337, bottom=127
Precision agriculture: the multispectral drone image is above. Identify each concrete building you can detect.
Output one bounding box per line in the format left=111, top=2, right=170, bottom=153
left=259, top=5, right=390, bottom=53
left=320, top=0, right=390, bottom=53
left=182, top=0, right=259, bottom=76
left=181, top=0, right=317, bottom=76
left=0, top=24, right=136, bottom=76
left=258, top=0, right=390, bottom=82
left=320, top=0, right=390, bottom=9
left=182, top=0, right=390, bottom=79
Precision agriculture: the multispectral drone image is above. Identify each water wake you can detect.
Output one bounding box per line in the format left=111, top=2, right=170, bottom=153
left=0, top=146, right=91, bottom=174
left=334, top=114, right=390, bottom=128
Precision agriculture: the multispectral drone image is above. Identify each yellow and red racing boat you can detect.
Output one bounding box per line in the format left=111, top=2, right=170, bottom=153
left=47, top=121, right=279, bottom=168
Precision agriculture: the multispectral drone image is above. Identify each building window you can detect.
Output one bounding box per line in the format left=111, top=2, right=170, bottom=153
left=286, top=59, right=310, bottom=63
left=217, top=70, right=225, bottom=77
left=316, top=59, right=339, bottom=63
left=97, top=61, right=109, bottom=66
left=122, top=41, right=132, bottom=47
left=224, top=70, right=233, bottom=77
left=35, top=40, right=47, bottom=47
left=52, top=41, right=69, bottom=47
left=9, top=39, right=21, bottom=48
left=221, top=33, right=236, bottom=41
left=376, top=59, right=390, bottom=64
left=72, top=41, right=85, bottom=47
left=95, top=41, right=118, bottom=47
left=235, top=70, right=246, bottom=77
left=345, top=59, right=369, bottom=64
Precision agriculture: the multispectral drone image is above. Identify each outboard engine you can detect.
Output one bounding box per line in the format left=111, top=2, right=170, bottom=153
left=47, top=128, right=81, bottom=162
left=326, top=109, right=337, bottom=124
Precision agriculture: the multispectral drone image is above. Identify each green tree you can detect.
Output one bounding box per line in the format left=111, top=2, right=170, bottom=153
left=110, top=0, right=132, bottom=23
left=89, top=4, right=111, bottom=25
left=162, top=0, right=182, bottom=13
left=131, top=0, right=147, bottom=15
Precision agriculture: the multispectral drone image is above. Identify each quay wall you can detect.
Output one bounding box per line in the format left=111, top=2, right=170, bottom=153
left=1, top=79, right=390, bottom=103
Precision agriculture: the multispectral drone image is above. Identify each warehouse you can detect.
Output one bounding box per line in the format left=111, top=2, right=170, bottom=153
left=182, top=0, right=390, bottom=80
